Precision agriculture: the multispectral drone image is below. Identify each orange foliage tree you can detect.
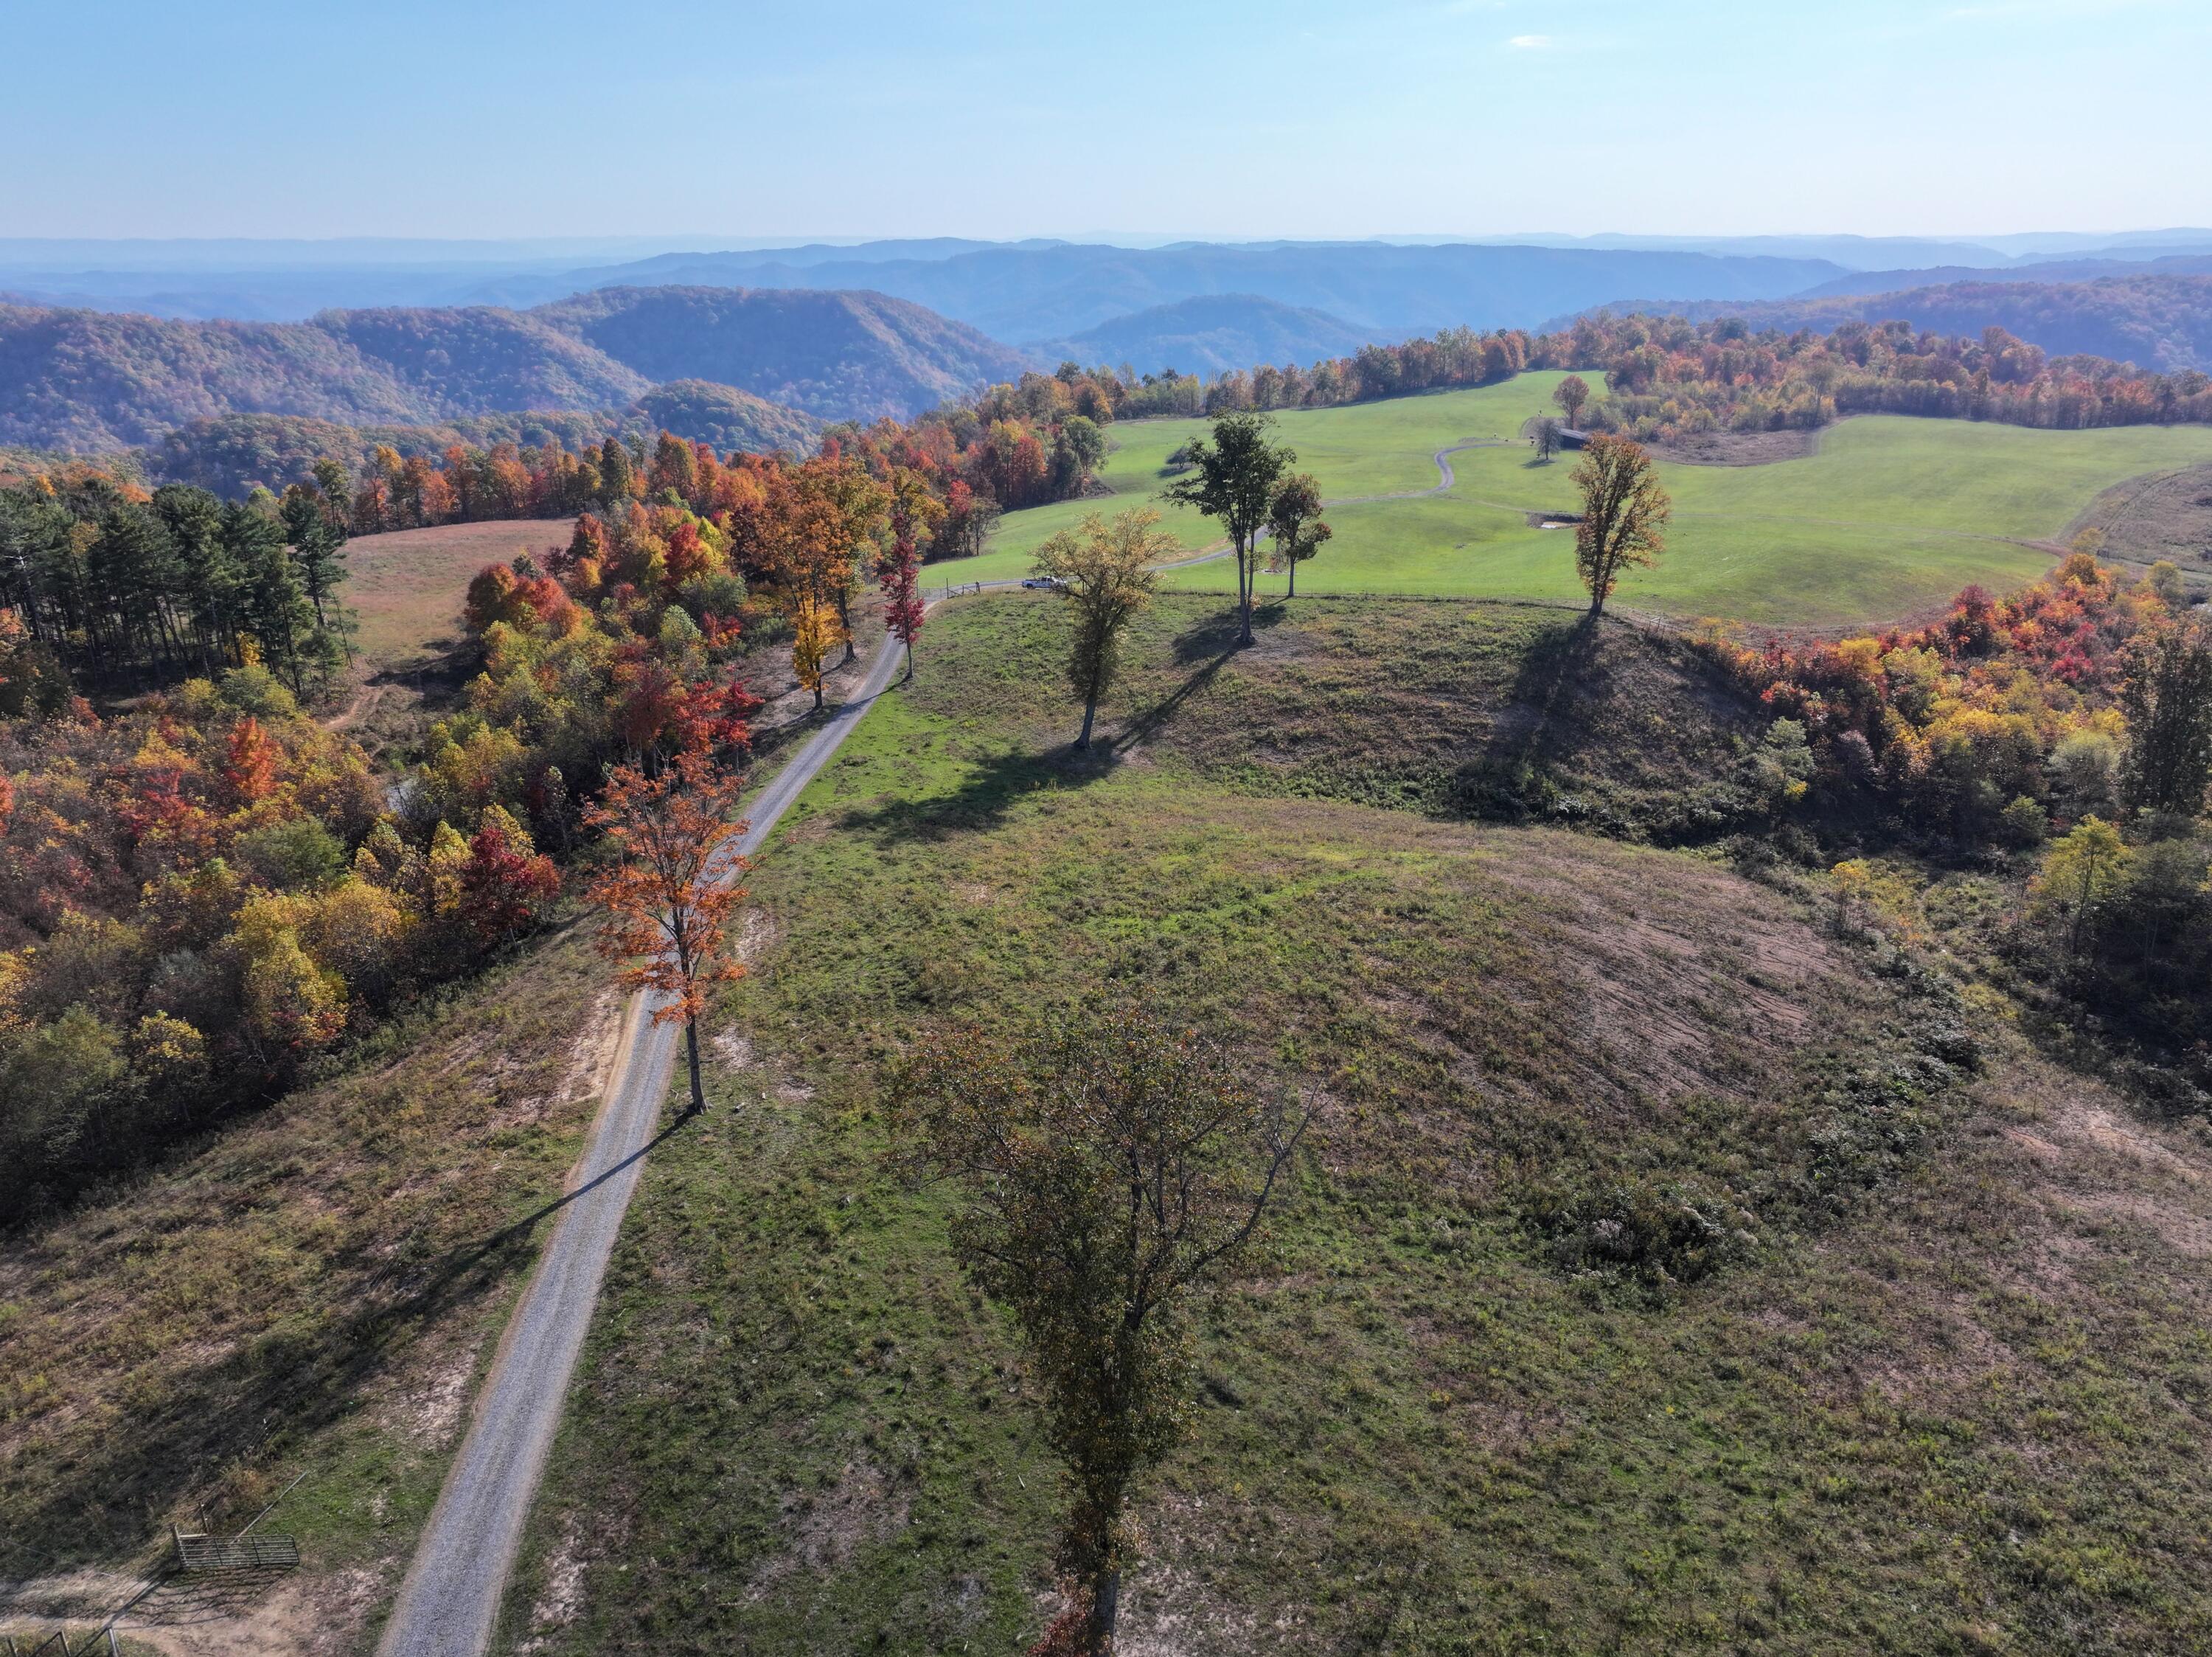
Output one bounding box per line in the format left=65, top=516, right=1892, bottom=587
left=583, top=752, right=750, bottom=1115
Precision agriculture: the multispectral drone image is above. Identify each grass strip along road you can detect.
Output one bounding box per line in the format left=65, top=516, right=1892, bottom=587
left=375, top=631, right=913, bottom=1657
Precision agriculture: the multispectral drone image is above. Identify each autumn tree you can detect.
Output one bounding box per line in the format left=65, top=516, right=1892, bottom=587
left=1162, top=411, right=1292, bottom=647
left=888, top=1007, right=1308, bottom=1657
left=751, top=455, right=888, bottom=671
left=2031, top=815, right=2131, bottom=959
left=459, top=810, right=560, bottom=942
left=1264, top=473, right=1331, bottom=600
left=584, top=754, right=750, bottom=1116
left=2118, top=616, right=2212, bottom=821
left=1032, top=510, right=1172, bottom=750
left=877, top=467, right=943, bottom=682
left=1570, top=434, right=1672, bottom=617
left=1554, top=373, right=1591, bottom=428
left=791, top=593, right=838, bottom=712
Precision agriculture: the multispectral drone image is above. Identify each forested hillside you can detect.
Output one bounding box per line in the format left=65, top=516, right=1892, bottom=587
left=153, top=386, right=820, bottom=499
left=0, top=285, right=1021, bottom=453
left=1566, top=274, right=2212, bottom=374
left=534, top=286, right=1031, bottom=422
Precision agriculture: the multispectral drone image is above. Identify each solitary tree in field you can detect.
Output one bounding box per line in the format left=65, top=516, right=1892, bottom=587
left=1554, top=373, right=1591, bottom=428
left=888, top=1006, right=1310, bottom=1657
left=1161, top=411, right=1292, bottom=647
left=1033, top=510, right=1173, bottom=750
left=1265, top=473, right=1332, bottom=600
left=1571, top=434, right=1672, bottom=617
left=1532, top=417, right=1562, bottom=462
left=585, top=753, right=750, bottom=1116
left=2118, top=616, right=2212, bottom=820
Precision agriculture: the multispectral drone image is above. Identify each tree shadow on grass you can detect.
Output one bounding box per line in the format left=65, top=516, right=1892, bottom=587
left=1444, top=611, right=1609, bottom=819
left=832, top=748, right=1092, bottom=847
left=1166, top=600, right=1284, bottom=666
left=831, top=606, right=1262, bottom=848
left=0, top=1105, right=709, bottom=1581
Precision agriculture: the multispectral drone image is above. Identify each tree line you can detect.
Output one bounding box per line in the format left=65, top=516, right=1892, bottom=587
left=0, top=462, right=354, bottom=695
left=1561, top=312, right=2212, bottom=441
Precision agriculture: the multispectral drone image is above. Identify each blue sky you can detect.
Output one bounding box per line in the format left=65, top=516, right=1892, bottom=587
left=4, top=0, right=2205, bottom=240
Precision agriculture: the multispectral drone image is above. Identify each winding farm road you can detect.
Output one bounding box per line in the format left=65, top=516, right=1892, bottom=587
left=375, top=633, right=911, bottom=1657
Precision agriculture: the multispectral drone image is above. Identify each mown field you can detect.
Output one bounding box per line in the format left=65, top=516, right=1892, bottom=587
left=504, top=592, right=2212, bottom=1656
left=926, top=381, right=2212, bottom=626
left=345, top=517, right=577, bottom=671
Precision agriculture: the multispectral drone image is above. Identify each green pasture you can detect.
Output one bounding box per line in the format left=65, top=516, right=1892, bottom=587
left=924, top=373, right=1582, bottom=590
left=931, top=379, right=2212, bottom=626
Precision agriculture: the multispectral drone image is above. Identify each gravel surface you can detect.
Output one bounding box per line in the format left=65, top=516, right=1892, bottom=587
left=375, top=628, right=913, bottom=1657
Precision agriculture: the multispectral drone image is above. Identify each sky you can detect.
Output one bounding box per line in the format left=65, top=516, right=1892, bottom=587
left=5, top=0, right=2208, bottom=243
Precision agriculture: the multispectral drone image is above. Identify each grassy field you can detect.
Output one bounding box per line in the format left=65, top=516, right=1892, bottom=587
left=923, top=375, right=1582, bottom=590
left=928, top=383, right=2212, bottom=626
left=504, top=593, right=2212, bottom=1656
left=346, top=518, right=576, bottom=671
left=0, top=925, right=621, bottom=1652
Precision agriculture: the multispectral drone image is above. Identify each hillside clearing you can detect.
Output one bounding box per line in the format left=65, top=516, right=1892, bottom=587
left=345, top=518, right=577, bottom=673
left=504, top=594, right=2212, bottom=1654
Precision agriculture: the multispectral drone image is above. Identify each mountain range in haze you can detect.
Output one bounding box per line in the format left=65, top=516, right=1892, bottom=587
left=9, top=232, right=2212, bottom=490
left=10, top=231, right=2212, bottom=327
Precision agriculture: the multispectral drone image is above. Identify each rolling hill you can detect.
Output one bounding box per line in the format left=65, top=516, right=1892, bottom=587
left=532, top=285, right=1029, bottom=422
left=151, top=382, right=821, bottom=496
left=1034, top=292, right=1382, bottom=375
left=0, top=285, right=1024, bottom=454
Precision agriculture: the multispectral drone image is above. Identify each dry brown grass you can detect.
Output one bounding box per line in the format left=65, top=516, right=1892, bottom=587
left=0, top=923, right=625, bottom=1645
left=345, top=518, right=575, bottom=672
left=2070, top=459, right=2212, bottom=575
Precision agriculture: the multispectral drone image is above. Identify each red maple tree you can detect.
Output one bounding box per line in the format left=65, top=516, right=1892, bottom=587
left=583, top=752, right=750, bottom=1114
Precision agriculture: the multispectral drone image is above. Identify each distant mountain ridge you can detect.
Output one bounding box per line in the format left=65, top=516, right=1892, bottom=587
left=1036, top=294, right=1383, bottom=377
left=10, top=232, right=2212, bottom=325
left=152, top=386, right=821, bottom=498
left=469, top=241, right=1851, bottom=341
left=532, top=286, right=1029, bottom=422
left=0, top=286, right=1025, bottom=453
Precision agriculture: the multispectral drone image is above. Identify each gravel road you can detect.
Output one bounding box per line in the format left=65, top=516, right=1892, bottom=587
left=375, top=628, right=911, bottom=1657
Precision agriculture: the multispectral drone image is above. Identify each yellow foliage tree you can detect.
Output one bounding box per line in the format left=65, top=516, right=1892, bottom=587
left=791, top=593, right=841, bottom=712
